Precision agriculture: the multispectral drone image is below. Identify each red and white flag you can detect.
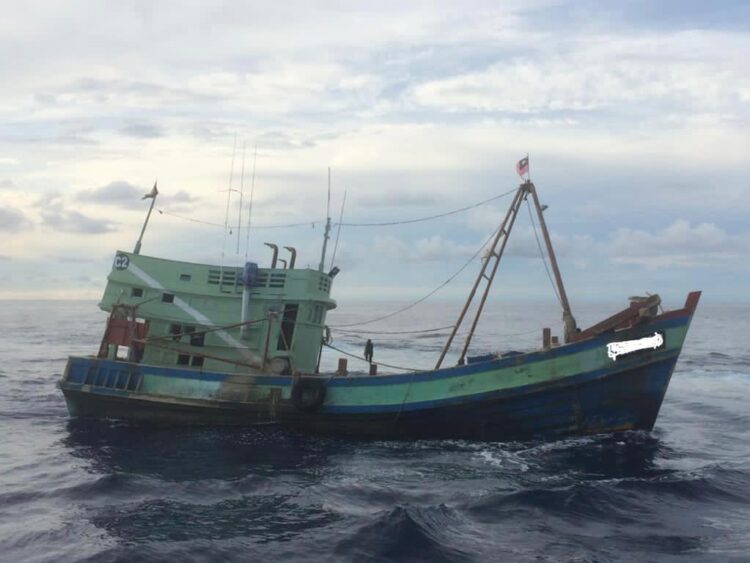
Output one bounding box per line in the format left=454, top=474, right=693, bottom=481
left=516, top=156, right=529, bottom=178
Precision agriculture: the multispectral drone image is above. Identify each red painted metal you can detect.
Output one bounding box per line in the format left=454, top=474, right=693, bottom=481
left=102, top=318, right=147, bottom=347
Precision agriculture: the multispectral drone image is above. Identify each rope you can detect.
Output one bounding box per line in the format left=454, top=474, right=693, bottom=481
left=141, top=315, right=267, bottom=343
left=323, top=342, right=425, bottom=372
left=157, top=208, right=319, bottom=230
left=333, top=325, right=455, bottom=335
left=329, top=224, right=502, bottom=328
left=526, top=198, right=562, bottom=307
left=338, top=188, right=518, bottom=227
left=336, top=325, right=553, bottom=342
left=155, top=188, right=517, bottom=231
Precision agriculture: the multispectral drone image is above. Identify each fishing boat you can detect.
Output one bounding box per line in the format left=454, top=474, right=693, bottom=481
left=59, top=177, right=700, bottom=441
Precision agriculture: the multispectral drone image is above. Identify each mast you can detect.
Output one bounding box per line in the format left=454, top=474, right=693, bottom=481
left=527, top=182, right=577, bottom=341
left=318, top=167, right=332, bottom=272
left=244, top=144, right=258, bottom=259
left=236, top=141, right=246, bottom=255
left=219, top=135, right=238, bottom=284
left=133, top=181, right=158, bottom=255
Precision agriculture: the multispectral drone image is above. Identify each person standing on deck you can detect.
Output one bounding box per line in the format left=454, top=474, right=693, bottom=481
left=364, top=339, right=374, bottom=364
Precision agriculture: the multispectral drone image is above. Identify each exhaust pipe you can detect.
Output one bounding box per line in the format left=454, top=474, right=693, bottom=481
left=283, top=246, right=297, bottom=269
left=264, top=243, right=278, bottom=268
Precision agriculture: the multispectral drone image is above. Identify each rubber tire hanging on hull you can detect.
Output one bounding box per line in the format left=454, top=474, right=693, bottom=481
left=291, top=377, right=327, bottom=412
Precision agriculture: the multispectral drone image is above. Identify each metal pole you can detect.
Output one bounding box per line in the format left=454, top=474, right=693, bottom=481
left=262, top=311, right=275, bottom=371
left=527, top=182, right=577, bottom=341
left=244, top=144, right=258, bottom=259
left=133, top=192, right=157, bottom=255
left=237, top=141, right=246, bottom=255
left=318, top=168, right=332, bottom=272
left=220, top=135, right=238, bottom=285
left=435, top=185, right=525, bottom=369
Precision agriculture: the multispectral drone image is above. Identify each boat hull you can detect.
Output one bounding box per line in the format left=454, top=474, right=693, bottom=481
left=61, top=354, right=677, bottom=440
left=59, top=304, right=695, bottom=441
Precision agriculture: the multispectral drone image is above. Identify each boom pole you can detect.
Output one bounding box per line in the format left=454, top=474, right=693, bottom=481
left=527, top=182, right=577, bottom=341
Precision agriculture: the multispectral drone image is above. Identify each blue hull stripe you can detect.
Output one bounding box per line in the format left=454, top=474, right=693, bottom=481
left=65, top=313, right=690, bottom=389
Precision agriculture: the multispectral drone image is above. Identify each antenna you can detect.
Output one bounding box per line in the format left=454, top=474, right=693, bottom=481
left=219, top=134, right=237, bottom=283
left=329, top=189, right=347, bottom=270
left=236, top=141, right=246, bottom=255
left=318, top=167, right=332, bottom=272
left=244, top=144, right=258, bottom=259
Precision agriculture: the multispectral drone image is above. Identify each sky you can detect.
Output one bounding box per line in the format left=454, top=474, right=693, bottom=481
left=0, top=0, right=748, bottom=308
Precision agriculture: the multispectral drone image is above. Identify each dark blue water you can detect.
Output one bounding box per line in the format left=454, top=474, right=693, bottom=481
left=2, top=300, right=749, bottom=562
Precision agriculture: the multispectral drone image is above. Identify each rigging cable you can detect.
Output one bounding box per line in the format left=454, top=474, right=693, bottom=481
left=525, top=197, right=562, bottom=307
left=333, top=325, right=455, bottom=335
left=157, top=209, right=318, bottom=230
left=338, top=188, right=518, bottom=227
left=329, top=190, right=347, bottom=270
left=323, top=342, right=423, bottom=372
left=329, top=224, right=503, bottom=328
left=155, top=187, right=518, bottom=231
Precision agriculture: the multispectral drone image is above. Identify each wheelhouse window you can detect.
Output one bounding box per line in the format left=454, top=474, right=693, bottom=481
left=169, top=324, right=182, bottom=341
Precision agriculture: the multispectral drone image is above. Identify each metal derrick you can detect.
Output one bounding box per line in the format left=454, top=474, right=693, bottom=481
left=435, top=181, right=577, bottom=370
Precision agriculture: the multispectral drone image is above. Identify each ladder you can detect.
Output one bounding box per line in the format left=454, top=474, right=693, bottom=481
left=434, top=181, right=576, bottom=369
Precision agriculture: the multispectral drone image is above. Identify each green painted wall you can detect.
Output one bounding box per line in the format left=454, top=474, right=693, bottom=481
left=100, top=251, right=337, bottom=374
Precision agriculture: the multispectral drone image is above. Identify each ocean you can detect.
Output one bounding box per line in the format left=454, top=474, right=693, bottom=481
left=1, top=299, right=749, bottom=562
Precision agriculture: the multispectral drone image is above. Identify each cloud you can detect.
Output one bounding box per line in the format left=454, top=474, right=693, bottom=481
left=255, top=131, right=317, bottom=150
left=0, top=2, right=748, bottom=300
left=410, top=41, right=748, bottom=117
left=609, top=220, right=747, bottom=268
left=0, top=206, right=32, bottom=232
left=372, top=234, right=479, bottom=262
left=357, top=190, right=438, bottom=208
left=76, top=181, right=144, bottom=207
left=120, top=122, right=163, bottom=139
left=0, top=179, right=15, bottom=190
left=158, top=189, right=199, bottom=211
left=40, top=203, right=117, bottom=234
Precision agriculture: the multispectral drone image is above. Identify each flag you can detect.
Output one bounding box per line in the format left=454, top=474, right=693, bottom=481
left=142, top=182, right=158, bottom=200
left=516, top=156, right=529, bottom=178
